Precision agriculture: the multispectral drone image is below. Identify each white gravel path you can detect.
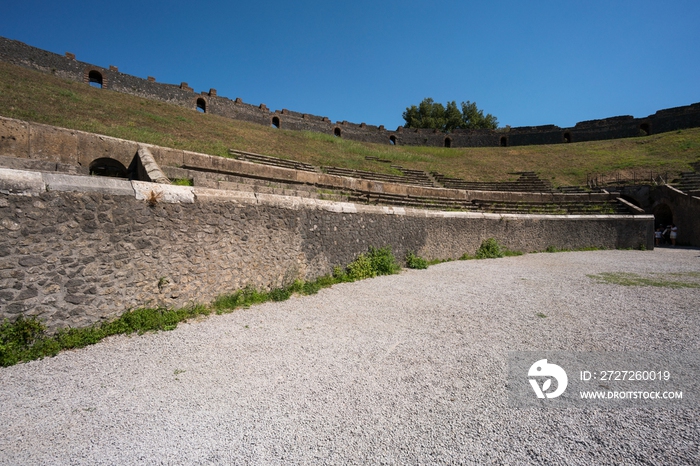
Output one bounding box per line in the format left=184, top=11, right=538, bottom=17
left=1, top=248, right=699, bottom=465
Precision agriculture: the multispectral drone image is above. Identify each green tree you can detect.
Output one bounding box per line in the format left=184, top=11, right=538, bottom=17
left=461, top=101, right=498, bottom=129
left=402, top=98, right=498, bottom=131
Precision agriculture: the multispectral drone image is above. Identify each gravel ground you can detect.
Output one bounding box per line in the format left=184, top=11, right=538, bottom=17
left=1, top=248, right=699, bottom=465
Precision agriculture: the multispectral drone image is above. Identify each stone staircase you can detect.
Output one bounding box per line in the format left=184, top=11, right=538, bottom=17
left=473, top=199, right=634, bottom=215
left=431, top=171, right=554, bottom=192
left=348, top=192, right=479, bottom=211
left=162, top=166, right=349, bottom=202
left=321, top=166, right=435, bottom=187
left=673, top=171, right=700, bottom=195
left=229, top=150, right=318, bottom=173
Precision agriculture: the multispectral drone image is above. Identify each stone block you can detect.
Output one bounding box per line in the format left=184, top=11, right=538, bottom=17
left=29, top=123, right=78, bottom=164
left=149, top=145, right=184, bottom=168
left=182, top=151, right=212, bottom=170
left=295, top=170, right=321, bottom=185
left=193, top=187, right=257, bottom=204
left=0, top=117, right=30, bottom=159
left=132, top=180, right=194, bottom=204
left=43, top=173, right=135, bottom=196
left=0, top=168, right=45, bottom=195
left=0, top=155, right=56, bottom=172
left=77, top=132, right=138, bottom=169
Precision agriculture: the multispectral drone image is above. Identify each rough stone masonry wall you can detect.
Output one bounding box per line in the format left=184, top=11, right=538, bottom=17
left=0, top=169, right=653, bottom=331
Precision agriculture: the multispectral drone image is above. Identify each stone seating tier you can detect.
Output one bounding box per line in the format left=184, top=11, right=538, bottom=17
left=473, top=199, right=633, bottom=215
left=675, top=171, right=700, bottom=193
left=229, top=150, right=318, bottom=173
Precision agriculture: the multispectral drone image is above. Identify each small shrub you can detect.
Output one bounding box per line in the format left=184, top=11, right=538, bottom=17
left=270, top=287, right=292, bottom=302
left=302, top=280, right=322, bottom=295
left=346, top=253, right=375, bottom=280
left=172, top=178, right=193, bottom=186
left=405, top=251, right=428, bottom=269
left=368, top=246, right=401, bottom=276
left=476, top=238, right=504, bottom=259
left=0, top=316, right=47, bottom=366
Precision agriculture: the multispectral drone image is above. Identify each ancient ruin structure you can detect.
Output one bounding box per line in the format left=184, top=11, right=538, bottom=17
left=1, top=36, right=700, bottom=149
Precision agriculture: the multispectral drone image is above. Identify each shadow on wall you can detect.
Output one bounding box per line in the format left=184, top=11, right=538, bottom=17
left=652, top=203, right=674, bottom=228
left=89, top=158, right=129, bottom=178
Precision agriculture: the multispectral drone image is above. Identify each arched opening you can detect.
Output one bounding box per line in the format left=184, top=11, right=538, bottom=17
left=639, top=123, right=650, bottom=136
left=444, top=137, right=452, bottom=148
left=334, top=127, right=342, bottom=137
left=652, top=203, right=673, bottom=229
left=88, top=70, right=103, bottom=88
left=563, top=132, right=571, bottom=143
left=89, top=158, right=129, bottom=178
left=389, top=135, right=397, bottom=145
left=500, top=136, right=508, bottom=147
left=196, top=98, right=206, bottom=113
left=271, top=116, right=280, bottom=129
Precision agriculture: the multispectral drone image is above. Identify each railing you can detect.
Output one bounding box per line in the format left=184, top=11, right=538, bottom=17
left=587, top=171, right=669, bottom=189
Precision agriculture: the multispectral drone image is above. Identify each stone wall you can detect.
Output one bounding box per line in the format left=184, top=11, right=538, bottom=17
left=1, top=115, right=629, bottom=206
left=621, top=185, right=700, bottom=247
left=2, top=36, right=699, bottom=148
left=0, top=168, right=653, bottom=331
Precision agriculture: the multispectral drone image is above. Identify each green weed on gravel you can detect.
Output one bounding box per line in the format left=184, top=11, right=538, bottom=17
left=587, top=272, right=700, bottom=289
left=405, top=251, right=429, bottom=269
left=0, top=305, right=211, bottom=367
left=471, top=238, right=523, bottom=259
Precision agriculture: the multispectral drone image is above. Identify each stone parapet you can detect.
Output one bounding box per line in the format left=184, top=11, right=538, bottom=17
left=0, top=166, right=653, bottom=331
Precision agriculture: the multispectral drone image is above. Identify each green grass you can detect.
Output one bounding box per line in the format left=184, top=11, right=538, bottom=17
left=0, top=305, right=211, bottom=367
left=543, top=245, right=603, bottom=253
left=1, top=61, right=699, bottom=186
left=587, top=272, right=700, bottom=289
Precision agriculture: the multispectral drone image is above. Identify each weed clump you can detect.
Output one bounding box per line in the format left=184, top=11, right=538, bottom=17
left=345, top=246, right=401, bottom=280
left=405, top=251, right=428, bottom=269
left=476, top=238, right=504, bottom=259
left=172, top=178, right=194, bottom=186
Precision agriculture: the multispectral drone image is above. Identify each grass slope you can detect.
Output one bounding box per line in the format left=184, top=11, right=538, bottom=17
left=1, top=61, right=699, bottom=186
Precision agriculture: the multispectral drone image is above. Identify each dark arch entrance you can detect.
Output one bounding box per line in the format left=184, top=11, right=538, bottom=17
left=640, top=123, right=651, bottom=136
left=500, top=136, right=508, bottom=147
left=652, top=203, right=673, bottom=229
left=88, top=70, right=103, bottom=88
left=444, top=137, right=452, bottom=148
left=334, top=127, right=342, bottom=137
left=563, top=132, right=571, bottom=143
left=89, top=158, right=129, bottom=178
left=196, top=98, right=206, bottom=113
left=271, top=116, right=280, bottom=128
left=389, top=135, right=396, bottom=145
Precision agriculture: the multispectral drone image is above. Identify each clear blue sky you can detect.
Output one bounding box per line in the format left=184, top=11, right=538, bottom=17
left=2, top=0, right=699, bottom=129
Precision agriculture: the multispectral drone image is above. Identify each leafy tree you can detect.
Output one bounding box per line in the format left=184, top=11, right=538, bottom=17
left=402, top=98, right=498, bottom=131
left=461, top=101, right=499, bottom=130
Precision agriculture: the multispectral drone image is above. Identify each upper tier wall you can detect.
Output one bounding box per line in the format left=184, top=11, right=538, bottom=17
left=1, top=36, right=700, bottom=148
left=0, top=115, right=626, bottom=204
